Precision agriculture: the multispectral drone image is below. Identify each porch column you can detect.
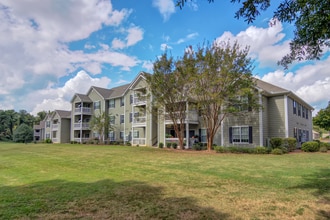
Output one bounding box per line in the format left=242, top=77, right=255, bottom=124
left=185, top=101, right=189, bottom=149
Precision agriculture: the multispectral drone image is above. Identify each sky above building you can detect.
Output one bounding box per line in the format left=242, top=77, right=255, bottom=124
left=0, top=0, right=329, bottom=116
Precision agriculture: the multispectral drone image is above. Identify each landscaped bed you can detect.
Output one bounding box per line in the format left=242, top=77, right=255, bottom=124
left=0, top=142, right=329, bottom=219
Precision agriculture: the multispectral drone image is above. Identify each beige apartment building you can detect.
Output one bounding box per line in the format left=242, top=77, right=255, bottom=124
left=34, top=72, right=313, bottom=148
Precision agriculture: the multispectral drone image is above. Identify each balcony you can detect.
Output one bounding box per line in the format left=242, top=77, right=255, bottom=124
left=133, top=95, right=147, bottom=106
left=165, top=110, right=199, bottom=124
left=74, top=107, right=92, bottom=115
left=34, top=131, right=41, bottom=136
left=132, top=116, right=147, bottom=127
left=132, top=138, right=146, bottom=146
left=52, top=124, right=59, bottom=130
left=74, top=122, right=90, bottom=130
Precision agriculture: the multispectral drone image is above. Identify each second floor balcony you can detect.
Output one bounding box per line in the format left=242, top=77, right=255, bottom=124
left=132, top=116, right=147, bottom=127
left=165, top=110, right=199, bottom=124
left=74, top=122, right=90, bottom=130
left=52, top=124, right=59, bottom=130
left=133, top=95, right=147, bottom=106
left=74, top=107, right=92, bottom=115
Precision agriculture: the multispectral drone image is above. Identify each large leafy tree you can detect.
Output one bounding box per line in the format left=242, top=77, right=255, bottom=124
left=313, top=103, right=330, bottom=131
left=146, top=52, right=192, bottom=149
left=89, top=112, right=111, bottom=142
left=176, top=0, right=330, bottom=68
left=188, top=41, right=258, bottom=151
left=13, top=123, right=33, bottom=143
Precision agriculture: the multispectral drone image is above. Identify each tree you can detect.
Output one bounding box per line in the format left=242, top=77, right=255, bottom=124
left=313, top=103, right=330, bottom=131
left=12, top=123, right=33, bottom=143
left=188, top=41, right=258, bottom=151
left=176, top=0, right=330, bottom=68
left=145, top=52, right=192, bottom=149
left=89, top=112, right=111, bottom=142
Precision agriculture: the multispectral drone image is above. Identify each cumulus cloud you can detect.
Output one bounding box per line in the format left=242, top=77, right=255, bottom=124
left=215, top=19, right=290, bottom=67
left=0, top=0, right=139, bottom=112
left=261, top=56, right=330, bottom=110
left=112, top=26, right=144, bottom=49
left=160, top=43, right=172, bottom=51
left=30, top=70, right=111, bottom=115
left=152, top=0, right=175, bottom=21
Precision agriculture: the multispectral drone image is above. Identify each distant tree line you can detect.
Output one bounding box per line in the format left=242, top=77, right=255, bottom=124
left=0, top=109, right=47, bottom=142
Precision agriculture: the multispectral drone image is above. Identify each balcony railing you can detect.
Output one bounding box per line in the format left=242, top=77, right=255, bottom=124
left=132, top=138, right=146, bottom=146
left=74, top=122, right=90, bottom=130
left=74, top=107, right=92, bottom=115
left=133, top=95, right=147, bottom=105
left=52, top=138, right=58, bottom=143
left=165, top=110, right=199, bottom=124
left=52, top=124, right=59, bottom=130
left=132, top=116, right=147, bottom=127
left=73, top=138, right=90, bottom=143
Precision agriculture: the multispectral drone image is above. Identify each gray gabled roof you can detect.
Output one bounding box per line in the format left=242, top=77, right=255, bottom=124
left=256, top=78, right=313, bottom=110
left=55, top=110, right=71, bottom=119
left=71, top=93, right=92, bottom=103
left=108, top=84, right=130, bottom=99
left=256, top=79, right=290, bottom=95
left=91, top=86, right=113, bottom=99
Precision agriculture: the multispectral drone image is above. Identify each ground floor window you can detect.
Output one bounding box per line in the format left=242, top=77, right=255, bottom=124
left=200, top=129, right=207, bottom=143
left=109, top=131, right=115, bottom=141
left=229, top=126, right=252, bottom=144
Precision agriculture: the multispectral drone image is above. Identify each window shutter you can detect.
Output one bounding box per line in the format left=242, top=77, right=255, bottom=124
left=229, top=127, right=232, bottom=143
left=199, top=129, right=201, bottom=142
left=249, top=126, right=253, bottom=144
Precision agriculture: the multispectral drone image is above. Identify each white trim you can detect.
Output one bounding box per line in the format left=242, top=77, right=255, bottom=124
left=259, top=92, right=263, bottom=146
left=284, top=95, right=289, bottom=138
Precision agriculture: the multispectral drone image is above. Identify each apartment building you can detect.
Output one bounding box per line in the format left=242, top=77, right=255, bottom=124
left=34, top=72, right=313, bottom=148
left=33, top=110, right=71, bottom=143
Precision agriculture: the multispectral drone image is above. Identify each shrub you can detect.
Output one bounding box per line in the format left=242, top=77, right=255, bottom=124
left=45, top=138, right=52, bottom=144
left=172, top=142, right=178, bottom=149
left=254, top=146, right=267, bottom=154
left=166, top=142, right=171, bottom=148
left=271, top=148, right=283, bottom=155
left=320, top=142, right=330, bottom=150
left=214, top=146, right=227, bottom=153
left=192, top=143, right=202, bottom=151
left=13, top=123, right=33, bottom=143
left=319, top=146, right=328, bottom=153
left=270, top=137, right=283, bottom=149
left=159, top=142, right=164, bottom=148
left=284, top=138, right=297, bottom=152
left=126, top=142, right=131, bottom=146
left=301, top=141, right=319, bottom=152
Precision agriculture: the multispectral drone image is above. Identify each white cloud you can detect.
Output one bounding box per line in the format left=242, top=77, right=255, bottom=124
left=0, top=0, right=138, bottom=111
left=111, top=26, right=144, bottom=49
left=160, top=43, right=172, bottom=51
left=215, top=19, right=289, bottom=67
left=152, top=0, right=175, bottom=21
left=177, top=32, right=199, bottom=44
left=261, top=55, right=330, bottom=110
left=142, top=61, right=154, bottom=72
left=30, top=70, right=111, bottom=115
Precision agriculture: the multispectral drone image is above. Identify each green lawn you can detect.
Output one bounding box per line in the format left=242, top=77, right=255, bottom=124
left=0, top=142, right=329, bottom=219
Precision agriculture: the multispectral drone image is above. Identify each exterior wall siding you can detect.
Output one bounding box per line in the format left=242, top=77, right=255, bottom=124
left=267, top=96, right=286, bottom=138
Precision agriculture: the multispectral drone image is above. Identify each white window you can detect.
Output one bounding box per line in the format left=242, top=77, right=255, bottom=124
left=230, top=126, right=251, bottom=144
left=120, top=131, right=124, bottom=140
left=94, top=101, right=100, bottom=110
left=120, top=97, right=125, bottom=106
left=133, top=130, right=139, bottom=138
left=200, top=129, right=207, bottom=143
left=120, top=114, right=124, bottom=124
left=109, top=131, right=115, bottom=141
left=109, top=115, right=115, bottom=125
left=109, top=99, right=115, bottom=108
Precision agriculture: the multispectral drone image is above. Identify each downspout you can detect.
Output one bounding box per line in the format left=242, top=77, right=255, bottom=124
left=284, top=95, right=289, bottom=138
left=124, top=97, right=126, bottom=145
left=258, top=91, right=264, bottom=146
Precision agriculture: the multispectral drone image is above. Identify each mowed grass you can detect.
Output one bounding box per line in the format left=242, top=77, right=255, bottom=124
left=0, top=142, right=329, bottom=219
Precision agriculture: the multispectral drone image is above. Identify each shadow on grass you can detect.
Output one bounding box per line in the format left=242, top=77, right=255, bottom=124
left=0, top=179, right=231, bottom=219
left=290, top=169, right=330, bottom=219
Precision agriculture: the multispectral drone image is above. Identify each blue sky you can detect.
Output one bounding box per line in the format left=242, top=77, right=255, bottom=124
left=0, top=0, right=329, bottom=116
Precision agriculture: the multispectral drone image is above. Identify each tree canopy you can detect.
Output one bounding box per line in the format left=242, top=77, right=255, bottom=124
left=313, top=103, right=330, bottom=131
left=147, top=41, right=258, bottom=150
left=176, top=0, right=330, bottom=68
left=13, top=123, right=33, bottom=143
